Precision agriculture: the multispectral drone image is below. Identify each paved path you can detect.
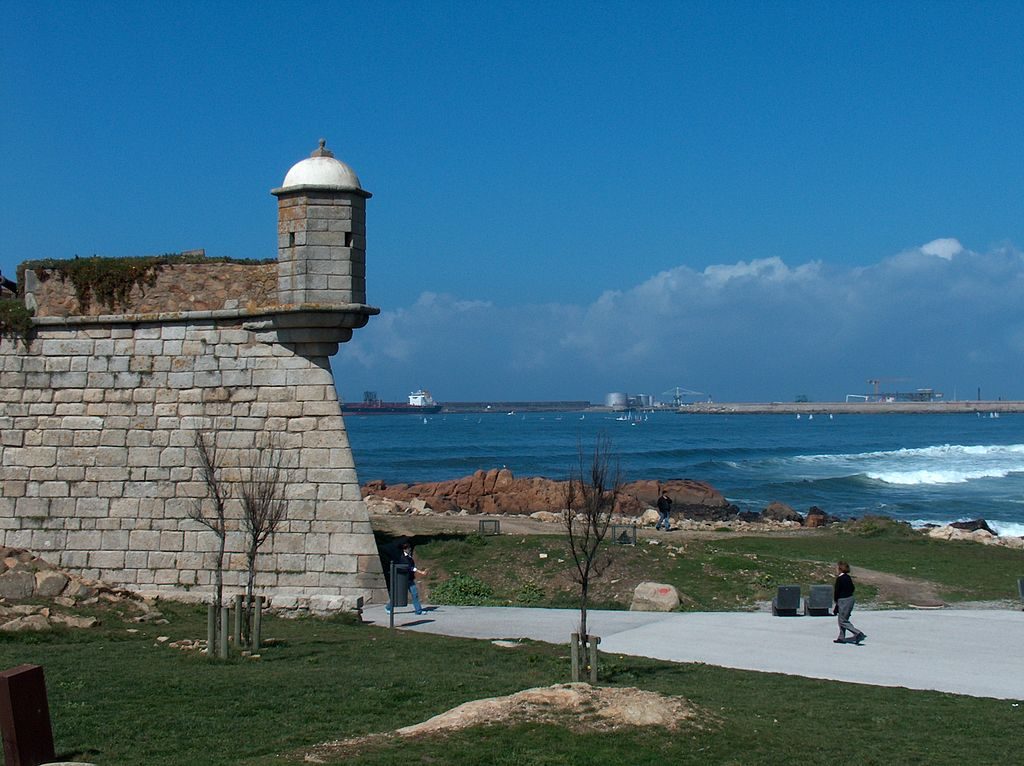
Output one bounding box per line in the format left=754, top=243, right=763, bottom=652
left=365, top=605, right=1024, bottom=700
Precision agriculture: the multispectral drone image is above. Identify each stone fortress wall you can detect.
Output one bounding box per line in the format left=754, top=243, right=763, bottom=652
left=23, top=260, right=278, bottom=317
left=0, top=142, right=388, bottom=612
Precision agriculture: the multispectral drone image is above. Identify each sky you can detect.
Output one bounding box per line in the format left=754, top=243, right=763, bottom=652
left=3, top=2, right=1023, bottom=404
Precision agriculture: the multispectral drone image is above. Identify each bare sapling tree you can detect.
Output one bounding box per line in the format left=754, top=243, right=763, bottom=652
left=563, top=433, right=621, bottom=675
left=238, top=433, right=287, bottom=644
left=189, top=431, right=229, bottom=619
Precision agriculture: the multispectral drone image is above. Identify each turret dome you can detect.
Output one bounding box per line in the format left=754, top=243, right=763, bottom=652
left=279, top=139, right=363, bottom=191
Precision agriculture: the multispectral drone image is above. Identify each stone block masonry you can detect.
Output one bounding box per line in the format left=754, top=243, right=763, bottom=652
left=1, top=141, right=386, bottom=612
left=0, top=306, right=387, bottom=612
left=24, top=262, right=278, bottom=318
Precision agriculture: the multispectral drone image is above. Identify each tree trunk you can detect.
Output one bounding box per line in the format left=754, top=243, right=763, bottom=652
left=579, top=579, right=589, bottom=640
left=245, top=546, right=257, bottom=646
left=214, top=535, right=225, bottom=614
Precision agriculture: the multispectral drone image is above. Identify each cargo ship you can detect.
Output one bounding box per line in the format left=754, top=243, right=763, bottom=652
left=341, top=389, right=443, bottom=414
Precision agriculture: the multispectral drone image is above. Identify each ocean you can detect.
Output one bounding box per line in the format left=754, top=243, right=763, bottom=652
left=344, top=411, right=1024, bottom=536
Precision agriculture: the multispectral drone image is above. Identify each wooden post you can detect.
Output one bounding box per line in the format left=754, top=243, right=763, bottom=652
left=252, top=596, right=264, bottom=652
left=219, top=605, right=230, bottom=659
left=206, top=604, right=217, bottom=656
left=588, top=635, right=601, bottom=684
left=0, top=664, right=56, bottom=766
left=233, top=594, right=244, bottom=646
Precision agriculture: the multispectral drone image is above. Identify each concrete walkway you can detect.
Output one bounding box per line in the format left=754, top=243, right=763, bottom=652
left=365, top=604, right=1024, bottom=700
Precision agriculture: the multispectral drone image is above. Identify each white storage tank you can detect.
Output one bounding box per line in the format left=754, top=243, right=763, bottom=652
left=605, top=392, right=629, bottom=409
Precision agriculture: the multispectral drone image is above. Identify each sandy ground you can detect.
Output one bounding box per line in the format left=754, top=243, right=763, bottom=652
left=370, top=511, right=806, bottom=541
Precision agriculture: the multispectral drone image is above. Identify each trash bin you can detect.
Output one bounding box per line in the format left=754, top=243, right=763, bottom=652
left=389, top=563, right=410, bottom=608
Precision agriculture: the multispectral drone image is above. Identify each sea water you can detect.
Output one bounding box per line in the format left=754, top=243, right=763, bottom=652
left=344, top=411, right=1024, bottom=536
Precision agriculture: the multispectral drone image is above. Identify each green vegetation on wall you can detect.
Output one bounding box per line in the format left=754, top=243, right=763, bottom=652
left=0, top=298, right=35, bottom=347
left=18, top=253, right=275, bottom=314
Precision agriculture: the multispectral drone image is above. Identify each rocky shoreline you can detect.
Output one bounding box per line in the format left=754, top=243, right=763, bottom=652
left=363, top=468, right=1024, bottom=549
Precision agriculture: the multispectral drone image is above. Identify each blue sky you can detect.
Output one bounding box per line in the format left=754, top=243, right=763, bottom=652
left=3, top=2, right=1023, bottom=403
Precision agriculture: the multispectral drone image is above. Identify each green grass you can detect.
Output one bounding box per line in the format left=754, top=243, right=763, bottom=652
left=715, top=529, right=1024, bottom=601
left=400, top=523, right=1024, bottom=610
left=6, top=524, right=1018, bottom=763
left=1, top=601, right=1020, bottom=765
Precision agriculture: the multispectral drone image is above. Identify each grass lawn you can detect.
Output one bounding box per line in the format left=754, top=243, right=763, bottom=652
left=0, top=600, right=1020, bottom=765
left=402, top=521, right=1024, bottom=610
left=3, top=524, right=1020, bottom=764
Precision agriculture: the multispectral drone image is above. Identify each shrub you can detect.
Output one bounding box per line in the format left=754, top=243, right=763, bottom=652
left=0, top=299, right=34, bottom=347
left=516, top=581, right=545, bottom=605
left=431, top=573, right=495, bottom=605
left=844, top=515, right=916, bottom=538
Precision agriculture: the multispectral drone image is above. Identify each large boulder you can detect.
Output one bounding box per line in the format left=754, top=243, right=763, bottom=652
left=620, top=479, right=737, bottom=520
left=638, top=509, right=661, bottom=527
left=950, top=518, right=998, bottom=535
left=362, top=471, right=739, bottom=521
left=35, top=570, right=70, bottom=598
left=363, top=470, right=565, bottom=515
left=762, top=502, right=803, bottom=524
left=629, top=582, right=680, bottom=612
left=0, top=570, right=35, bottom=600
left=804, top=506, right=838, bottom=528
left=0, top=614, right=51, bottom=633
left=529, top=511, right=562, bottom=524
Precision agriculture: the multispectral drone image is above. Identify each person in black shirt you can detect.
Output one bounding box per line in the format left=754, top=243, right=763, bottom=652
left=833, top=560, right=866, bottom=644
left=656, top=490, right=673, bottom=531
left=386, top=542, right=427, bottom=615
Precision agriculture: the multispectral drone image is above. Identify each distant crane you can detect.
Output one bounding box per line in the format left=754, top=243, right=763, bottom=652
left=867, top=377, right=910, bottom=400
left=663, top=387, right=706, bottom=407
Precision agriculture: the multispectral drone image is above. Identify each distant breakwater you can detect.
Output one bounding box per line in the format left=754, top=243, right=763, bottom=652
left=676, top=401, right=1024, bottom=415
left=427, top=400, right=1024, bottom=415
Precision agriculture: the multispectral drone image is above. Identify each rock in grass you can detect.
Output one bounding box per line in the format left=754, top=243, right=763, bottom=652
left=0, top=614, right=51, bottom=632
left=630, top=582, right=680, bottom=612
left=0, top=570, right=35, bottom=600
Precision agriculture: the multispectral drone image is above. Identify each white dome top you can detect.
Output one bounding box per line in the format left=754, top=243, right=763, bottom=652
left=280, top=139, right=363, bottom=191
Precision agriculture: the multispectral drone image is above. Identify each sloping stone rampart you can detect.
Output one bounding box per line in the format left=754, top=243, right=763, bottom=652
left=0, top=311, right=387, bottom=611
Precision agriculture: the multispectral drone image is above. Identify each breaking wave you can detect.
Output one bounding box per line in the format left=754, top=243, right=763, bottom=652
left=794, top=443, right=1024, bottom=486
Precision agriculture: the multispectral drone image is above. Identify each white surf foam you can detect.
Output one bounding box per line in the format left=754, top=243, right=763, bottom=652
left=794, top=443, right=1024, bottom=486
left=911, top=518, right=1024, bottom=537
left=866, top=467, right=1013, bottom=486
left=990, top=521, right=1024, bottom=537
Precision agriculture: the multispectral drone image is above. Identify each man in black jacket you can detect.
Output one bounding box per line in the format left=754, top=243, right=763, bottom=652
left=833, top=560, right=866, bottom=644
left=386, top=541, right=427, bottom=615
left=656, top=490, right=673, bottom=531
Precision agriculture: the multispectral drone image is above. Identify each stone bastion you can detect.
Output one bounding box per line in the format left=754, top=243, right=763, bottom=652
left=0, top=141, right=389, bottom=612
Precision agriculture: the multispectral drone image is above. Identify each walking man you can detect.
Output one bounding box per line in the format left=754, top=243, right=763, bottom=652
left=833, top=560, right=866, bottom=644
left=386, top=541, right=427, bottom=615
left=656, top=489, right=673, bottom=531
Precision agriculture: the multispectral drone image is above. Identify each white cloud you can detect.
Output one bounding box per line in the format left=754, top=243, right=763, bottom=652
left=701, top=256, right=821, bottom=286
left=920, top=238, right=964, bottom=260
left=333, top=240, right=1024, bottom=402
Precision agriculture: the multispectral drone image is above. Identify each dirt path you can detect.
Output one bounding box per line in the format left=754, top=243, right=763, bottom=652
left=853, top=566, right=947, bottom=607
left=370, top=512, right=806, bottom=541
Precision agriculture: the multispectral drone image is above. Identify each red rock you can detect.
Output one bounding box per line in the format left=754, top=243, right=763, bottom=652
left=360, top=470, right=737, bottom=520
